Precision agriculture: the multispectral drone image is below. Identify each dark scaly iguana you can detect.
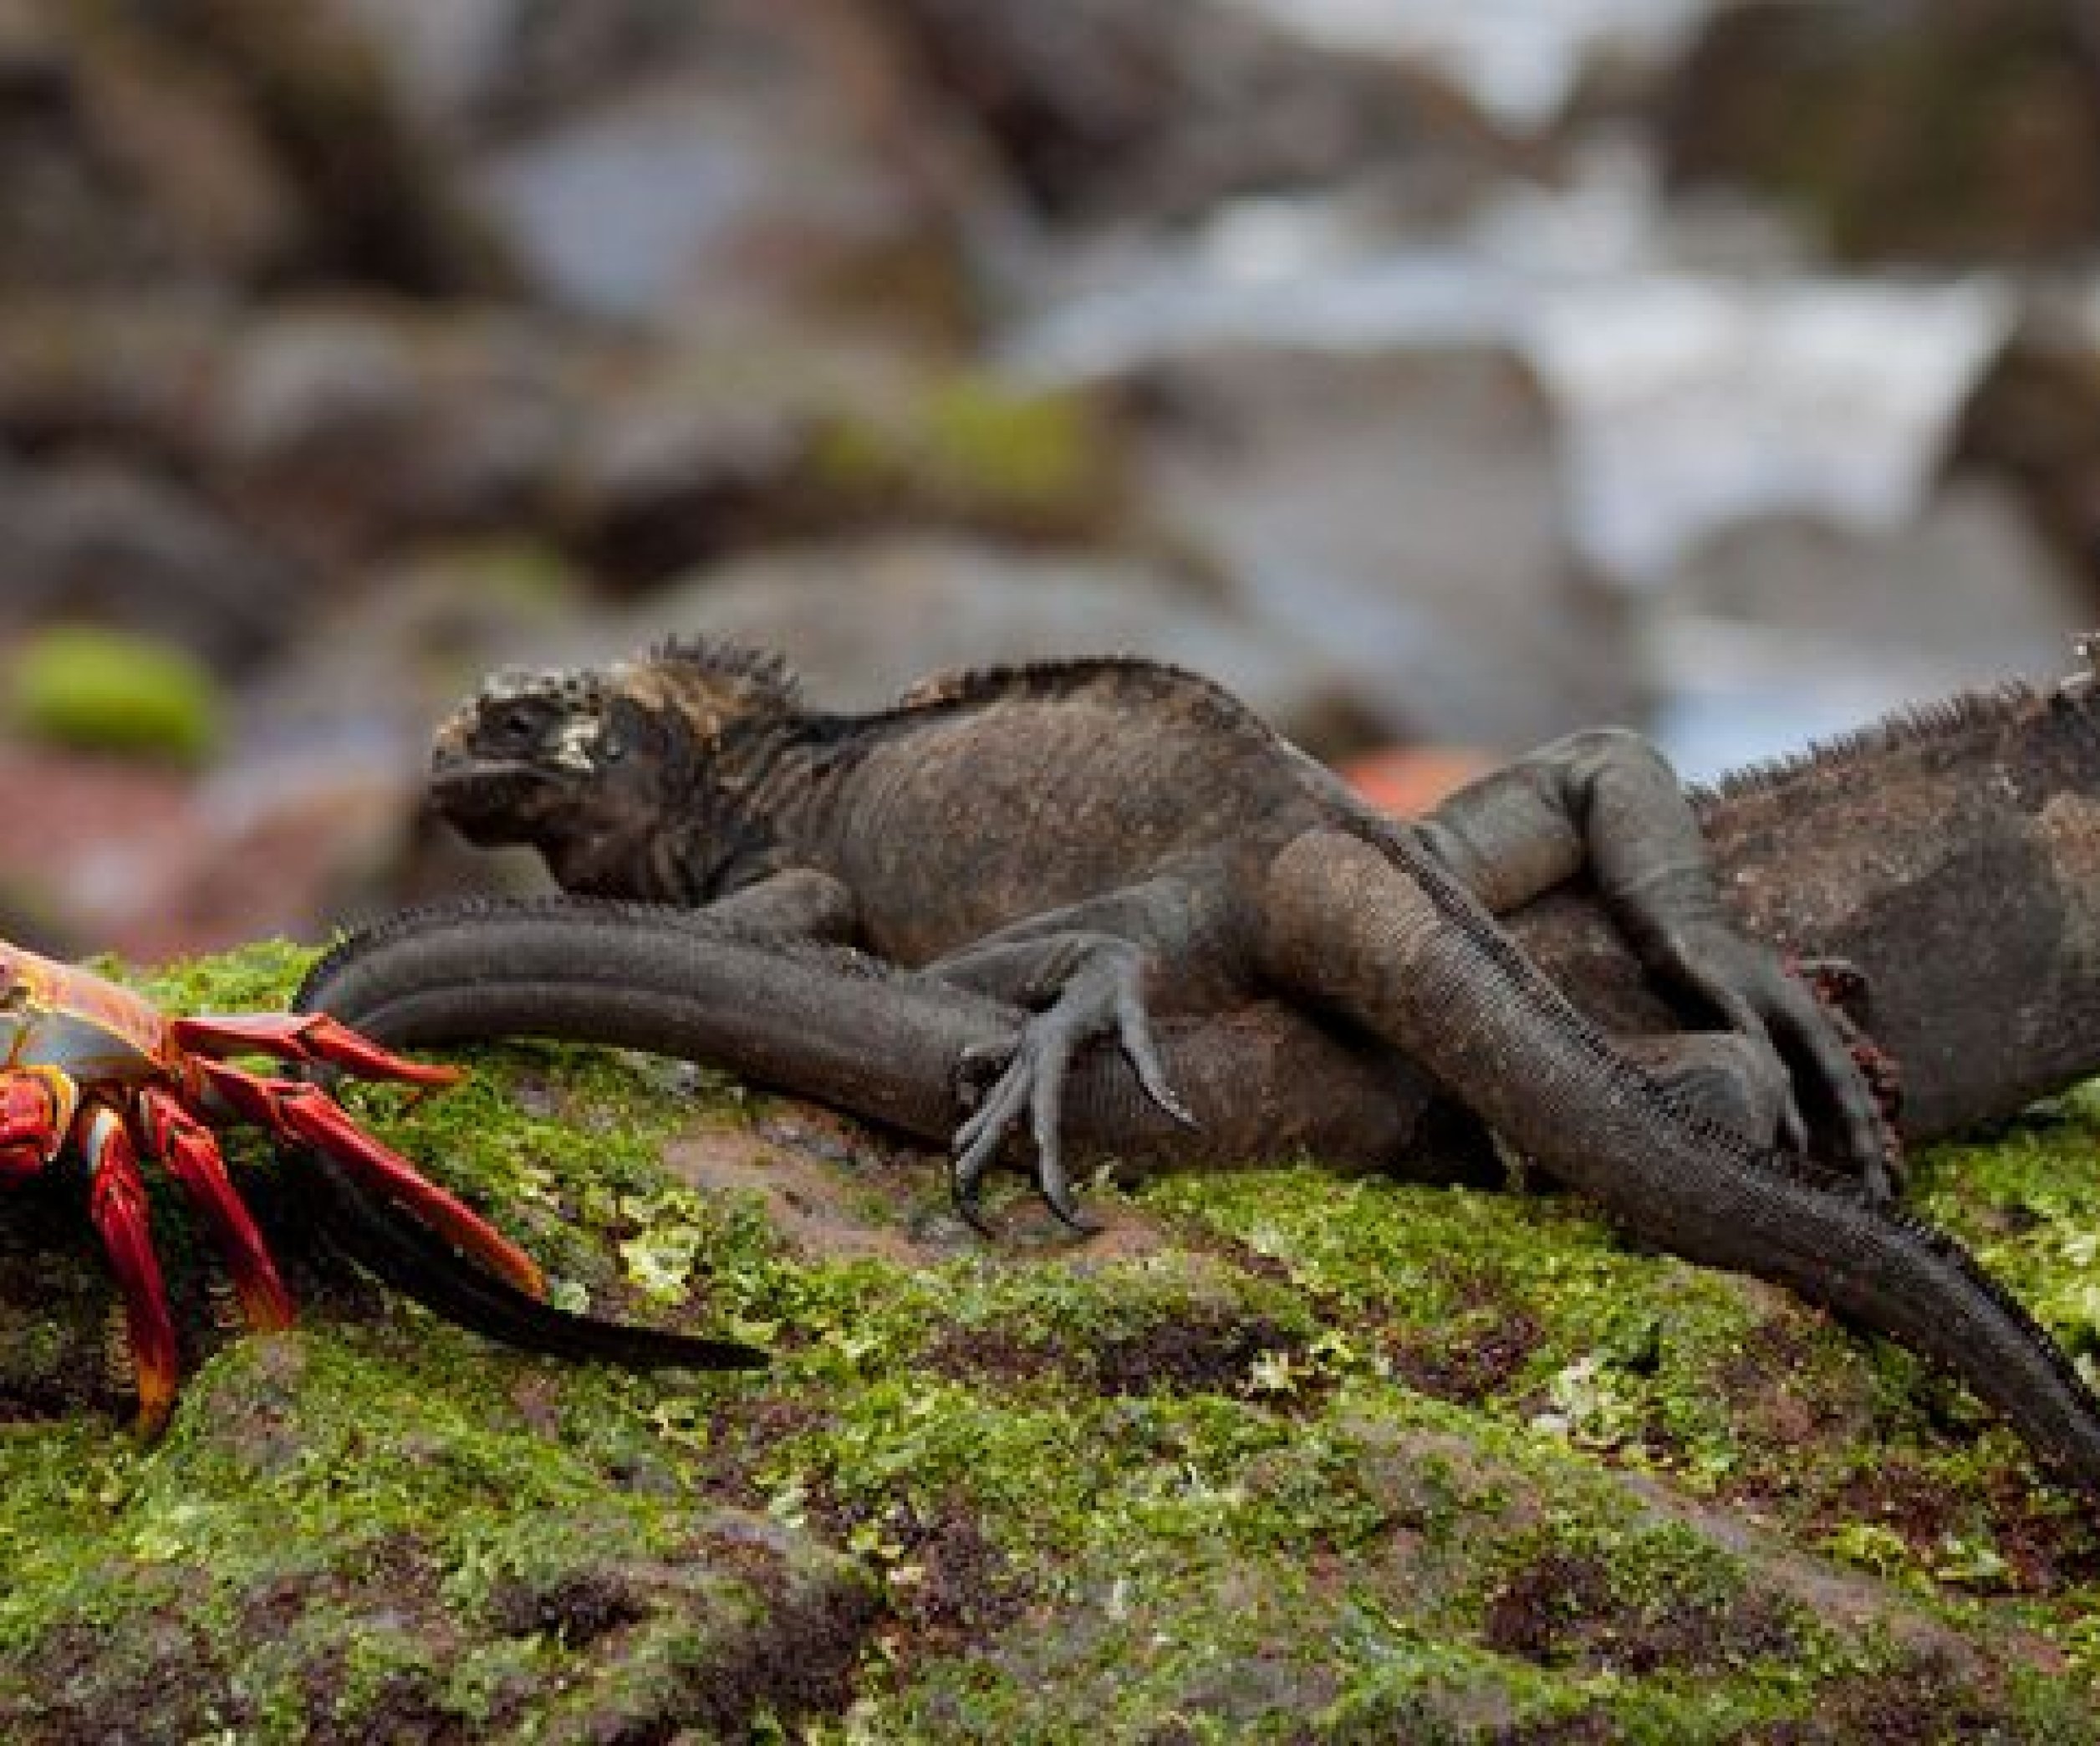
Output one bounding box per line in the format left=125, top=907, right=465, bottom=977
left=293, top=641, right=2100, bottom=1492
left=426, top=642, right=1891, bottom=1206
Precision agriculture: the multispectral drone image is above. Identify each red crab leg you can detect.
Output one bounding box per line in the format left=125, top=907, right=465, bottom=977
left=192, top=1057, right=546, bottom=1298
left=135, top=1085, right=296, bottom=1335
left=79, top=1101, right=179, bottom=1437
left=171, top=1012, right=463, bottom=1090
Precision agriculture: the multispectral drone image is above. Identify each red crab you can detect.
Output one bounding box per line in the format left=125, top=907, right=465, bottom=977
left=0, top=938, right=543, bottom=1432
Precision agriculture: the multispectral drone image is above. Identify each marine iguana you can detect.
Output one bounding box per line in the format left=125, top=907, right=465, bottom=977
left=293, top=641, right=2100, bottom=1492
left=425, top=641, right=1890, bottom=1211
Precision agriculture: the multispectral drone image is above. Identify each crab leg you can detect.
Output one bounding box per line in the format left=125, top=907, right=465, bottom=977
left=135, top=1085, right=296, bottom=1335
left=79, top=1101, right=179, bottom=1436
left=171, top=1011, right=463, bottom=1090
left=192, top=1056, right=545, bottom=1297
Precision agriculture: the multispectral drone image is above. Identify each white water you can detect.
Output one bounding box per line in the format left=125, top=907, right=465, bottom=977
left=1231, top=0, right=1720, bottom=129
left=1007, top=147, right=2012, bottom=590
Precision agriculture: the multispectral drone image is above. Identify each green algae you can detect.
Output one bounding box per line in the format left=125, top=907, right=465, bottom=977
left=5, top=625, right=225, bottom=767
left=806, top=372, right=1121, bottom=539
left=3, top=939, right=2099, bottom=1739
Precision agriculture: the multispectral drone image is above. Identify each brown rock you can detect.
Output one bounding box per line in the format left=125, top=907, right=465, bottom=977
left=880, top=0, right=1525, bottom=223
left=0, top=461, right=308, bottom=674
left=209, top=302, right=584, bottom=567
left=349, top=0, right=984, bottom=335
left=0, top=0, right=495, bottom=295
left=1659, top=0, right=2100, bottom=264
left=1948, top=308, right=2100, bottom=602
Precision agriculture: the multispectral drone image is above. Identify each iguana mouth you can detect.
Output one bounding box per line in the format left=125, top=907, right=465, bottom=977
left=427, top=756, right=566, bottom=840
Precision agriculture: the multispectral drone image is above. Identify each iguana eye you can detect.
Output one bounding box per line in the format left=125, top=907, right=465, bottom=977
left=599, top=733, right=628, bottom=765
left=491, top=705, right=540, bottom=748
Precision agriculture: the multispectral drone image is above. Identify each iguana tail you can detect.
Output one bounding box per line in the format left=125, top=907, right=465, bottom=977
left=1257, top=820, right=2100, bottom=1496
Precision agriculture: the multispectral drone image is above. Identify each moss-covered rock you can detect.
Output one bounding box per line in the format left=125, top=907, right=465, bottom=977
left=2, top=939, right=2097, bottom=1741
left=805, top=373, right=1123, bottom=542
left=3, top=625, right=224, bottom=765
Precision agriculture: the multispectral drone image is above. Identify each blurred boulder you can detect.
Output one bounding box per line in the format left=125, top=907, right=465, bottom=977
left=621, top=533, right=1395, bottom=758
left=208, top=301, right=584, bottom=566
left=1126, top=344, right=1644, bottom=752
left=1661, top=481, right=2082, bottom=658
left=879, top=0, right=1525, bottom=225
left=1659, top=0, right=2100, bottom=264
left=564, top=354, right=1128, bottom=588
left=0, top=296, right=221, bottom=461
left=1947, top=307, right=2100, bottom=605
left=0, top=0, right=496, bottom=295
left=343, top=0, right=982, bottom=336
left=1647, top=480, right=2087, bottom=774
left=0, top=460, right=308, bottom=673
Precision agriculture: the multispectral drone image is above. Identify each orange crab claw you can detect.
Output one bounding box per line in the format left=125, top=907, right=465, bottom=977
left=137, top=1086, right=296, bottom=1335
left=171, top=1011, right=464, bottom=1090
left=194, top=1058, right=545, bottom=1298
left=80, top=1103, right=179, bottom=1437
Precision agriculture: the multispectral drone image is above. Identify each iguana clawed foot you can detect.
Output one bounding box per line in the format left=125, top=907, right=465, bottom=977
left=1660, top=924, right=1899, bottom=1198
left=1794, top=953, right=1907, bottom=1197
left=950, top=948, right=1193, bottom=1232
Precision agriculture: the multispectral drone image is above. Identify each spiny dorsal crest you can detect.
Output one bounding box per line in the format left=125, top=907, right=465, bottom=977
left=629, top=636, right=804, bottom=739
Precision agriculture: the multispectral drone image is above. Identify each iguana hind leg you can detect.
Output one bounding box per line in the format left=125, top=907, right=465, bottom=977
left=1415, top=727, right=1888, bottom=1190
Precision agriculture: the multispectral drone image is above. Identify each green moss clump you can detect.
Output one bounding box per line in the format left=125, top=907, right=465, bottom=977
left=807, top=373, right=1119, bottom=536
left=5, top=625, right=224, bottom=766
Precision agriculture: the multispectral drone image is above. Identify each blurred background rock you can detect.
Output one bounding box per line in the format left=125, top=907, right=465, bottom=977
left=0, top=0, right=2091, bottom=960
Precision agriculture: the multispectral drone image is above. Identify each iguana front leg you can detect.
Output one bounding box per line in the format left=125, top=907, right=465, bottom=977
left=698, top=866, right=859, bottom=942
left=1414, top=728, right=1890, bottom=1190
left=923, top=876, right=1219, bottom=1226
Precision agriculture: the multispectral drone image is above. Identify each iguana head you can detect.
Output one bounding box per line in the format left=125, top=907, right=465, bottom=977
left=430, top=638, right=803, bottom=895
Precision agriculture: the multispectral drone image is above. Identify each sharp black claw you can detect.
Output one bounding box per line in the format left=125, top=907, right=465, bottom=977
left=951, top=1162, right=997, bottom=1236
left=1043, top=1192, right=1099, bottom=1234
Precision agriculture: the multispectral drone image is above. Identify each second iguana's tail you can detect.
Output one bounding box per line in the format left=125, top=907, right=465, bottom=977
left=1258, top=820, right=2100, bottom=1495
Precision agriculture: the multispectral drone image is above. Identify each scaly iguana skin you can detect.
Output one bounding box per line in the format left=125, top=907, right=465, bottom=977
left=299, top=641, right=2100, bottom=1493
